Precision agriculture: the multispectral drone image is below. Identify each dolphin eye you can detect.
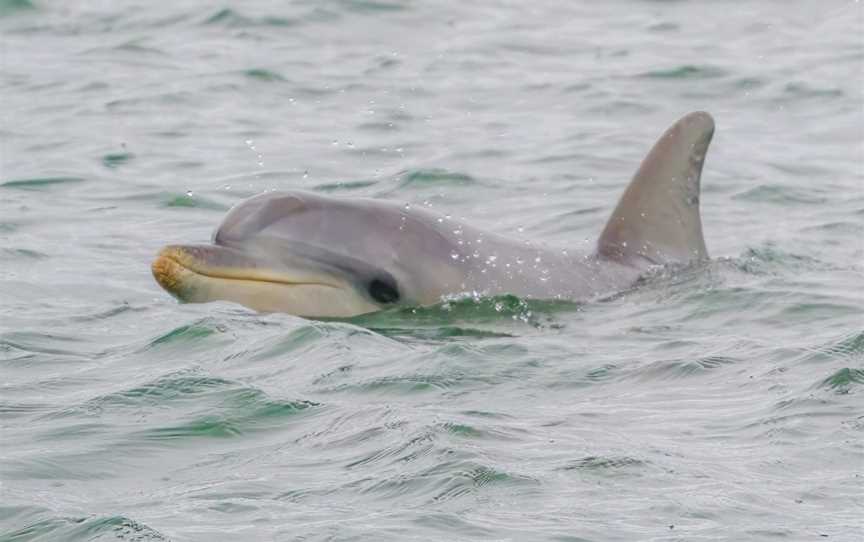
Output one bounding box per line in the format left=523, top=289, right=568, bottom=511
left=368, top=278, right=400, bottom=304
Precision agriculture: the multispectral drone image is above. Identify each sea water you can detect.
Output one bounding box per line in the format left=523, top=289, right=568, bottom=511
left=1, top=1, right=862, bottom=540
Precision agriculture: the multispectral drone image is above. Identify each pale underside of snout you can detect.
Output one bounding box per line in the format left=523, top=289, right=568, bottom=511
left=151, top=245, right=381, bottom=317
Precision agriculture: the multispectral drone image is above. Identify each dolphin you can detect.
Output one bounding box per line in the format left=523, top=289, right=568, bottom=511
left=152, top=111, right=715, bottom=317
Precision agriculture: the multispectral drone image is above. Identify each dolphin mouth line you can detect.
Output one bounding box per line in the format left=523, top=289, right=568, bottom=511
left=151, top=247, right=340, bottom=291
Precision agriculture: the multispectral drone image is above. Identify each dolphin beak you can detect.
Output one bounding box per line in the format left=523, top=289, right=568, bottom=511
left=151, top=246, right=190, bottom=297
left=151, top=244, right=263, bottom=299
left=150, top=244, right=380, bottom=316
left=152, top=244, right=341, bottom=297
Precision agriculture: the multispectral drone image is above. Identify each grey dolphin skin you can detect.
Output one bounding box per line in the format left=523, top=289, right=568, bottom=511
left=152, top=111, right=715, bottom=317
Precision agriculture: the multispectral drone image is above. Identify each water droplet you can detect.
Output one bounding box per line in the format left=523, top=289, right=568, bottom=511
left=450, top=252, right=459, bottom=260
left=303, top=170, right=309, bottom=179
left=517, top=226, right=524, bottom=233
left=185, top=190, right=193, bottom=197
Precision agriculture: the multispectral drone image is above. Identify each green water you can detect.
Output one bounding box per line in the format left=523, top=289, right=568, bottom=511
left=1, top=1, right=863, bottom=540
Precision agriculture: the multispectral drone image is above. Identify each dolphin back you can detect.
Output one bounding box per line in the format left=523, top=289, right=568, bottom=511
left=597, top=111, right=714, bottom=266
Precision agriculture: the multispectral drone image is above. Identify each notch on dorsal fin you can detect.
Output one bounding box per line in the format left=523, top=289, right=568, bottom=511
left=597, top=111, right=714, bottom=266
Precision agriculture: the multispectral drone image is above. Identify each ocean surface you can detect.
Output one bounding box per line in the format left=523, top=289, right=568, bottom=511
left=1, top=1, right=863, bottom=540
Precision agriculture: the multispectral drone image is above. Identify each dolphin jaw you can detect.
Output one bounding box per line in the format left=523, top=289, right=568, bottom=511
left=151, top=245, right=381, bottom=317
left=152, top=245, right=341, bottom=290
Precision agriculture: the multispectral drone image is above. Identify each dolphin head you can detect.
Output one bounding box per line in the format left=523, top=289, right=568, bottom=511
left=152, top=191, right=468, bottom=317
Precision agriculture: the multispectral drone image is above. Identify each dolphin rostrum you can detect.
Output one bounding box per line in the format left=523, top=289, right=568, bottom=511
left=152, top=111, right=715, bottom=317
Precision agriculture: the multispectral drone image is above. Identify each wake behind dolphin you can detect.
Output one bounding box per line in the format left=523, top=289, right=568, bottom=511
left=152, top=111, right=715, bottom=317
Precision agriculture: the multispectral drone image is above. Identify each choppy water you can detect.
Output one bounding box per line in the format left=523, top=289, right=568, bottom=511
left=2, top=1, right=863, bottom=540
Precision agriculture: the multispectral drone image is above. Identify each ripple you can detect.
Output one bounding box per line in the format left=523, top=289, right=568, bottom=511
left=803, top=331, right=864, bottom=363
left=801, top=221, right=864, bottom=236
left=634, top=355, right=740, bottom=380
left=0, top=0, right=35, bottom=16
left=639, top=65, right=728, bottom=79
left=133, top=389, right=318, bottom=440
left=146, top=319, right=224, bottom=347
left=314, top=179, right=379, bottom=192
left=818, top=368, right=864, bottom=393
left=367, top=326, right=515, bottom=341
left=161, top=192, right=229, bottom=210
left=355, top=458, right=537, bottom=505
left=732, top=246, right=831, bottom=275
left=112, top=41, right=168, bottom=56
left=202, top=8, right=300, bottom=27
left=0, top=331, right=95, bottom=361
left=327, top=373, right=465, bottom=395
left=647, top=21, right=679, bottom=32
left=0, top=400, right=53, bottom=419
left=427, top=462, right=537, bottom=503
left=1, top=515, right=168, bottom=542
left=0, top=176, right=86, bottom=190
left=783, top=82, right=844, bottom=100
left=101, top=151, right=135, bottom=169
left=438, top=420, right=521, bottom=441
left=45, top=373, right=240, bottom=418
left=242, top=68, right=287, bottom=82
left=0, top=247, right=48, bottom=259
left=397, top=168, right=476, bottom=188
left=343, top=426, right=437, bottom=470
left=337, top=0, right=408, bottom=13
left=559, top=455, right=649, bottom=472
left=734, top=184, right=829, bottom=205
left=105, top=91, right=198, bottom=111
left=1, top=455, right=115, bottom=481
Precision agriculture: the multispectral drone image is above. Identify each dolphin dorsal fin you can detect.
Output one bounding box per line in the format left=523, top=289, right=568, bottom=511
left=597, top=111, right=714, bottom=266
